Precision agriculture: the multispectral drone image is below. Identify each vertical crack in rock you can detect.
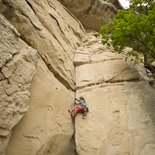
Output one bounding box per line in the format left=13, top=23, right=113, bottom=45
left=72, top=118, right=78, bottom=155
left=44, top=57, right=76, bottom=91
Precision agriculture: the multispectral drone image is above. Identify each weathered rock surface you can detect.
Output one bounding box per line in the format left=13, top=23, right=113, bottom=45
left=75, top=34, right=155, bottom=155
left=0, top=14, right=38, bottom=155
left=0, top=0, right=87, bottom=154
left=6, top=59, right=74, bottom=155
left=76, top=60, right=139, bottom=88
left=0, top=0, right=86, bottom=90
left=76, top=82, right=155, bottom=155
left=75, top=35, right=139, bottom=88
left=58, top=0, right=122, bottom=30
left=1, top=0, right=155, bottom=155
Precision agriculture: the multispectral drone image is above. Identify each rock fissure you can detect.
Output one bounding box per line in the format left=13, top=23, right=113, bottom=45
left=74, top=58, right=123, bottom=67
left=43, top=57, right=76, bottom=91
left=18, top=10, right=42, bottom=31
left=25, top=0, right=37, bottom=17
left=24, top=0, right=33, bottom=10
left=72, top=119, right=79, bottom=155
left=23, top=135, right=41, bottom=143
left=76, top=79, right=141, bottom=91
left=0, top=49, right=19, bottom=71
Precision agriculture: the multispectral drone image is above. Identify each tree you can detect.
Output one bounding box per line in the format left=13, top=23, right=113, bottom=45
left=99, top=0, right=155, bottom=74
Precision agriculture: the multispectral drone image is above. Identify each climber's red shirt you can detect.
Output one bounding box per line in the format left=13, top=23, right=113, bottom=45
left=73, top=105, right=84, bottom=113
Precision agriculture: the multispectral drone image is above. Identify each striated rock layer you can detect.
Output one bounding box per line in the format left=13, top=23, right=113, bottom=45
left=58, top=0, right=122, bottom=30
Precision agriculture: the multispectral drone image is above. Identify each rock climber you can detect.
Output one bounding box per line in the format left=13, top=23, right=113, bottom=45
left=75, top=96, right=88, bottom=113
left=68, top=96, right=88, bottom=118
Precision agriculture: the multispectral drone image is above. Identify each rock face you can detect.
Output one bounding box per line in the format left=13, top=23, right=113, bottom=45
left=0, top=0, right=86, bottom=91
left=0, top=14, right=38, bottom=155
left=6, top=59, right=75, bottom=155
left=0, top=0, right=86, bottom=154
left=76, top=82, right=155, bottom=155
left=58, top=0, right=122, bottom=30
left=1, top=0, right=155, bottom=155
left=74, top=34, right=155, bottom=155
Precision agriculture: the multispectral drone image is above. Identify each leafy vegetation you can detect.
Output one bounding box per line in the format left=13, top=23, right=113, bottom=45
left=99, top=0, right=155, bottom=74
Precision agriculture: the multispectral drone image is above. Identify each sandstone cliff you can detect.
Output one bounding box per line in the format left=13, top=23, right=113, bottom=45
left=0, top=0, right=85, bottom=154
left=0, top=14, right=38, bottom=154
left=58, top=0, right=122, bottom=30
left=74, top=34, right=155, bottom=155
left=0, top=0, right=155, bottom=155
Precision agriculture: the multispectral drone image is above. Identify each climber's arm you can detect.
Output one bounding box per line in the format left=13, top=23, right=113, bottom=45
left=75, top=98, right=80, bottom=102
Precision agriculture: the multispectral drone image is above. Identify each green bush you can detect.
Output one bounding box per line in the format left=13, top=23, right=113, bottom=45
left=99, top=0, right=155, bottom=73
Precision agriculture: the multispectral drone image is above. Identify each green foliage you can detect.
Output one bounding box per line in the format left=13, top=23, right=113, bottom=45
left=99, top=0, right=155, bottom=71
